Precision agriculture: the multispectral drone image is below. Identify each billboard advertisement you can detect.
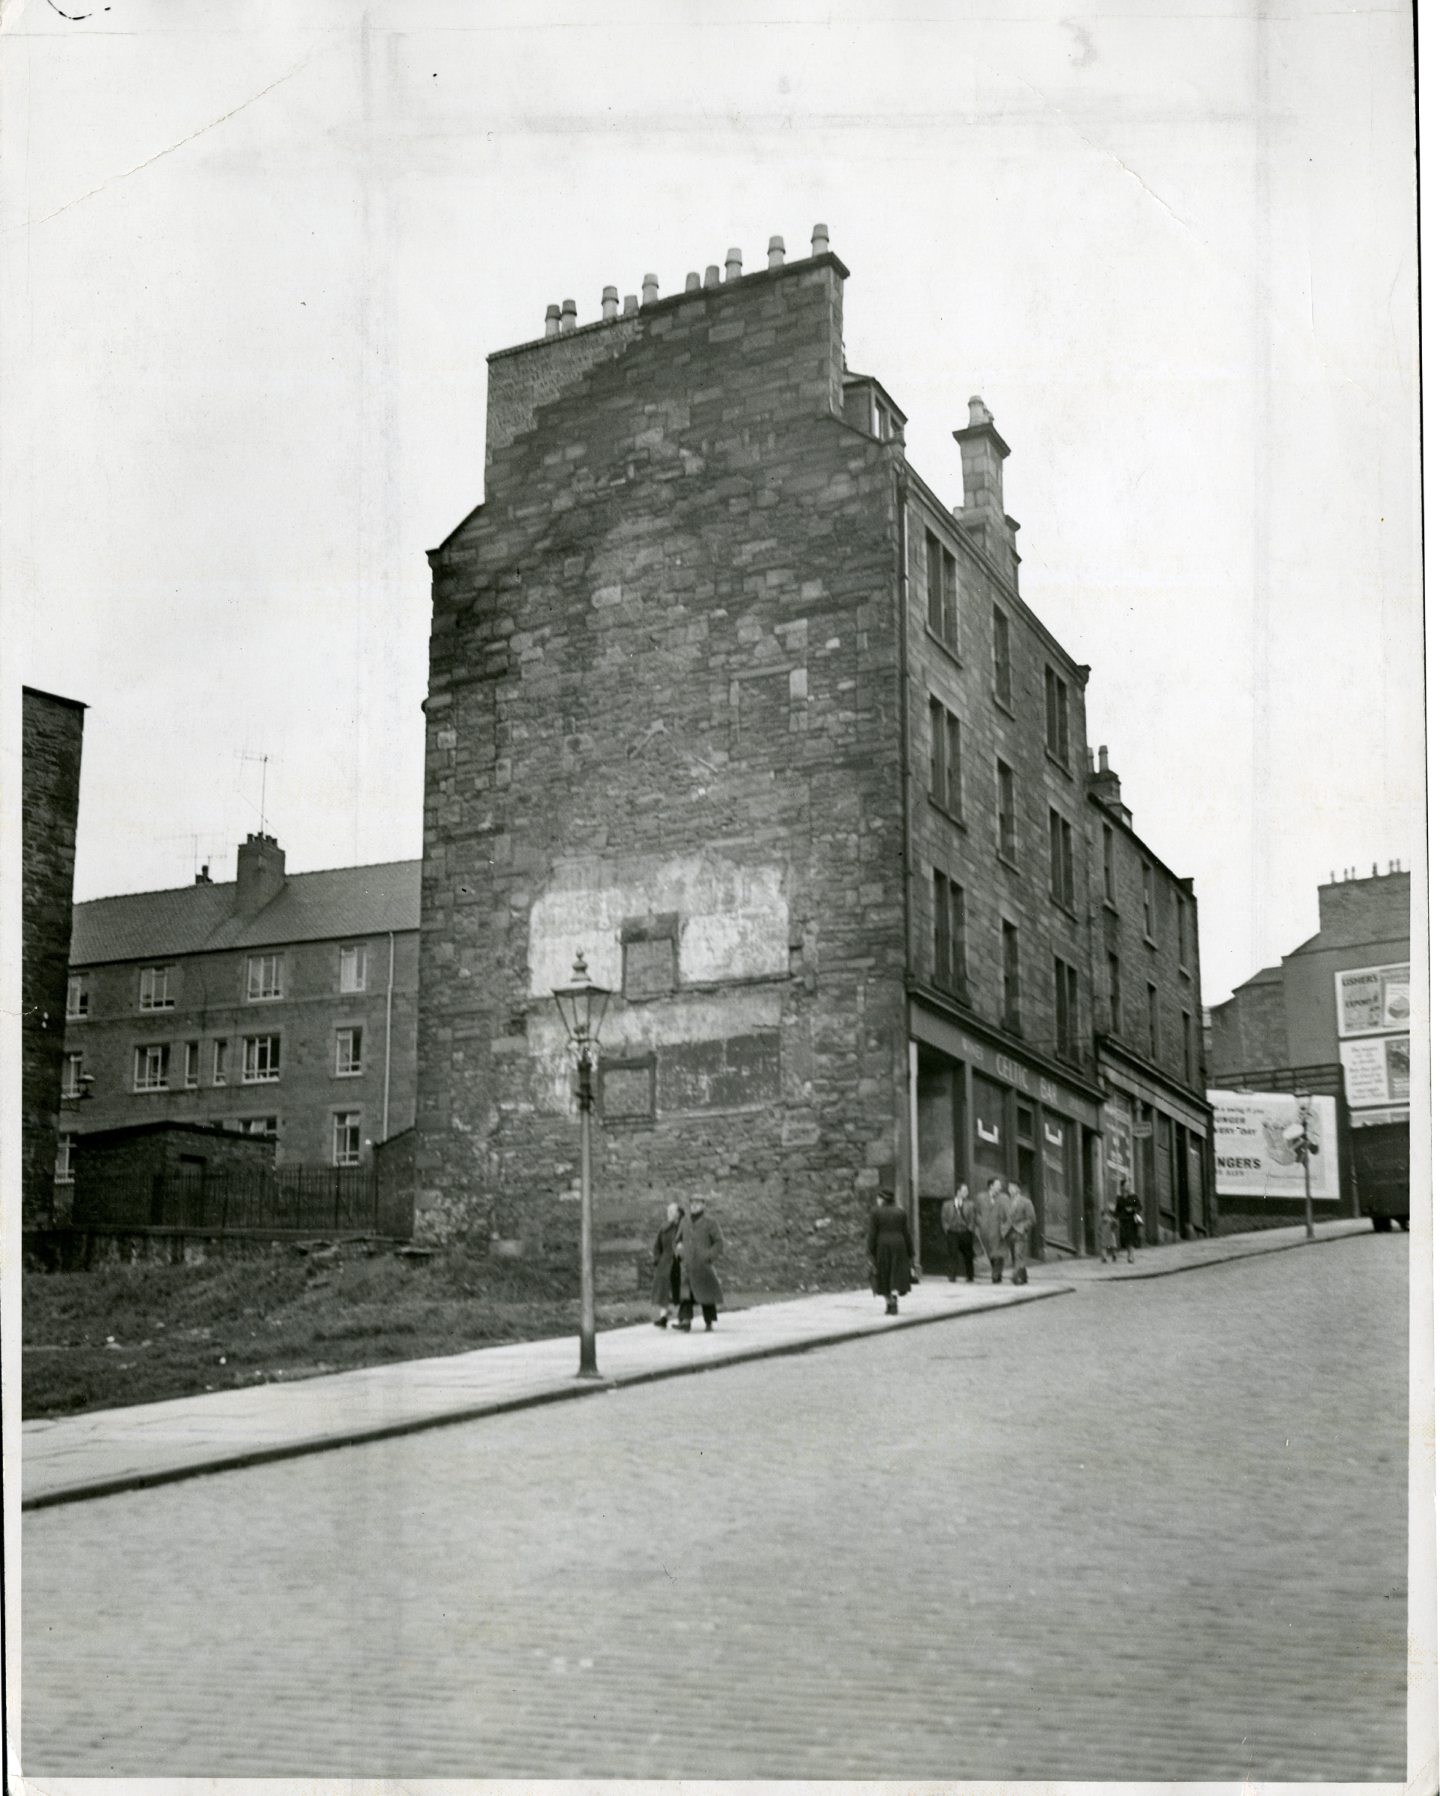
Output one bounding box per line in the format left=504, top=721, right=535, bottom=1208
left=1335, top=963, right=1409, bottom=1038
left=1340, top=1035, right=1410, bottom=1108
left=1209, top=1090, right=1341, bottom=1200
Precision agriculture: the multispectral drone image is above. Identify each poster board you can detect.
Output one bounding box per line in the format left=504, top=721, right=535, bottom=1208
left=1209, top=1090, right=1341, bottom=1200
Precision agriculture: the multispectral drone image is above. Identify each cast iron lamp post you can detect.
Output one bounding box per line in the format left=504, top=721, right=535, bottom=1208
left=553, top=951, right=611, bottom=1379
left=1283, top=1094, right=1317, bottom=1242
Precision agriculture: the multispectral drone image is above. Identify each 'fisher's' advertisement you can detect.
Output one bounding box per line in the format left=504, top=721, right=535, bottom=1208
left=1208, top=1091, right=1341, bottom=1201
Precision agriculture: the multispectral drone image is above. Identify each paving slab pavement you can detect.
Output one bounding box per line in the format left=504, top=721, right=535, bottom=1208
left=21, top=1215, right=1372, bottom=1510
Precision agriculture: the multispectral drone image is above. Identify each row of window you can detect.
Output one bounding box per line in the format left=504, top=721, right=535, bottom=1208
left=66, top=943, right=373, bottom=1020
left=923, top=531, right=1072, bottom=758
left=55, top=1111, right=365, bottom=1180
left=930, top=865, right=1197, bottom=1078
left=1100, top=823, right=1192, bottom=966
left=62, top=1025, right=368, bottom=1096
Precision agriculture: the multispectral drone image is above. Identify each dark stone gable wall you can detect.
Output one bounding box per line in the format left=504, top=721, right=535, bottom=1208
left=22, top=689, right=85, bottom=1226
left=417, top=258, right=910, bottom=1286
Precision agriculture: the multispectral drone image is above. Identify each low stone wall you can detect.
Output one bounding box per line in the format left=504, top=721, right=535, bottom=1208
left=23, top=1226, right=401, bottom=1273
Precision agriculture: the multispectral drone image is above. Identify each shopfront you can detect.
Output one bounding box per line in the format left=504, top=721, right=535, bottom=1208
left=910, top=1001, right=1101, bottom=1267
left=1097, top=1046, right=1212, bottom=1242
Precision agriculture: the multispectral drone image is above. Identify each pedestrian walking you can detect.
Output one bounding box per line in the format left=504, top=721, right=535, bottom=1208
left=1006, top=1181, right=1036, bottom=1284
left=650, top=1202, right=683, bottom=1327
left=940, top=1182, right=977, bottom=1282
left=974, top=1177, right=1011, bottom=1284
left=1116, top=1179, right=1143, bottom=1264
left=1100, top=1190, right=1119, bottom=1262
left=675, top=1195, right=724, bottom=1331
left=866, top=1190, right=914, bottom=1316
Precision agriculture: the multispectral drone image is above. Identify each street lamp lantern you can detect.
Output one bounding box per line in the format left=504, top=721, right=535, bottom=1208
left=552, top=952, right=611, bottom=1051
left=552, top=950, right=611, bottom=1380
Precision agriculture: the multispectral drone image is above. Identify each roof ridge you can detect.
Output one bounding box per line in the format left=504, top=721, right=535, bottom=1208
left=75, top=856, right=422, bottom=909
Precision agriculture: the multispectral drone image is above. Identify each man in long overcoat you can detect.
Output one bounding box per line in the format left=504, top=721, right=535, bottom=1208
left=940, top=1182, right=977, bottom=1282
left=676, top=1196, right=724, bottom=1331
left=651, top=1202, right=683, bottom=1327
left=1005, top=1181, right=1037, bottom=1284
left=974, top=1178, right=1011, bottom=1284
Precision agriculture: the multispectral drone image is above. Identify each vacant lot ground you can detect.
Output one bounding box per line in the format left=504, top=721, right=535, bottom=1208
left=22, top=1248, right=698, bottom=1419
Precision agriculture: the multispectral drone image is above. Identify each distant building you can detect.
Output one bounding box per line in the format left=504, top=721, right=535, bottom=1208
left=61, top=835, right=420, bottom=1192
left=1085, top=748, right=1212, bottom=1247
left=413, top=227, right=1212, bottom=1281
left=1209, top=864, right=1410, bottom=1228
left=23, top=687, right=87, bottom=1226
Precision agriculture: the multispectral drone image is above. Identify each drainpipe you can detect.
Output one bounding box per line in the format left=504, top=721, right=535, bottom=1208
left=895, top=470, right=916, bottom=1239
left=382, top=931, right=396, bottom=1141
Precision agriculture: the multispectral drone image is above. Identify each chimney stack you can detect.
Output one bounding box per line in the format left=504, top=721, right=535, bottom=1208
left=1087, top=746, right=1130, bottom=824
left=236, top=832, right=286, bottom=914
left=953, top=395, right=1020, bottom=586
left=195, top=864, right=212, bottom=886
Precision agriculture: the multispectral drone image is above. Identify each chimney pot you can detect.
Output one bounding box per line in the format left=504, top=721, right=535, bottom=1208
left=967, top=394, right=993, bottom=427
left=1098, top=745, right=1110, bottom=772
left=704, top=264, right=720, bottom=288
left=544, top=303, right=561, bottom=338
left=601, top=285, right=619, bottom=322
left=642, top=273, right=659, bottom=306
left=559, top=299, right=577, bottom=334
left=623, top=293, right=638, bottom=315
left=768, top=234, right=785, bottom=270
left=1372, top=861, right=1379, bottom=876
left=811, top=222, right=829, bottom=257
left=685, top=271, right=701, bottom=291
left=725, top=247, right=742, bottom=280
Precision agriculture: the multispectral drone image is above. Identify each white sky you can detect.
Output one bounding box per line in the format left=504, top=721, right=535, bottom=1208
left=2, top=0, right=1421, bottom=1008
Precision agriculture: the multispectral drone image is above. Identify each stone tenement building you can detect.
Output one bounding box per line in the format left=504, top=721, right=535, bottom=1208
left=60, top=834, right=420, bottom=1190
left=416, top=228, right=1212, bottom=1282
left=22, top=686, right=87, bottom=1227
left=1210, top=864, right=1410, bottom=1228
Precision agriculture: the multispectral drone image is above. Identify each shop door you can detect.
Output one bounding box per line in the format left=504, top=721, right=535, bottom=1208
left=1042, top=1110, right=1076, bottom=1252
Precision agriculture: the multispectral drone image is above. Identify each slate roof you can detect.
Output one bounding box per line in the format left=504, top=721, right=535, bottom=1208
left=70, top=860, right=421, bottom=966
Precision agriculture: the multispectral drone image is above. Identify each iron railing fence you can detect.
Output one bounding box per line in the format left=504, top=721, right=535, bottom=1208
left=73, top=1165, right=413, bottom=1238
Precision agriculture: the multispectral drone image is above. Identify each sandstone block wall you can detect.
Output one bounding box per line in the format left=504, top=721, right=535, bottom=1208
left=418, top=253, right=909, bottom=1285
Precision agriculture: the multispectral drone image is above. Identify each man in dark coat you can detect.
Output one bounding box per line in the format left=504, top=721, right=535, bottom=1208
left=940, top=1181, right=977, bottom=1282
left=866, top=1191, right=914, bottom=1316
left=676, top=1196, right=724, bottom=1331
left=1116, top=1180, right=1143, bottom=1264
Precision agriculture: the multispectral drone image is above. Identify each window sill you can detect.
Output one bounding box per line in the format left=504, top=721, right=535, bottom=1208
left=1178, top=965, right=1192, bottom=980
left=1143, top=935, right=1158, bottom=950
left=927, top=795, right=967, bottom=829
left=997, top=852, right=1021, bottom=873
left=992, top=691, right=1014, bottom=716
left=334, top=1070, right=364, bottom=1080
left=246, top=996, right=284, bottom=1005
left=924, top=627, right=963, bottom=669
left=139, top=1005, right=176, bottom=1015
left=1044, top=749, right=1074, bottom=780
left=1049, top=896, right=1080, bottom=922
left=1102, top=897, right=1119, bottom=916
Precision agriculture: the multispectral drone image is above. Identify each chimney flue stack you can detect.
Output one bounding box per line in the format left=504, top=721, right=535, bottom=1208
left=559, top=298, right=577, bottom=333
left=811, top=222, right=829, bottom=257
left=725, top=247, right=742, bottom=281
left=623, top=293, right=638, bottom=315
left=704, top=264, right=720, bottom=288
left=642, top=273, right=659, bottom=306
left=768, top=234, right=785, bottom=270
left=953, top=394, right=1017, bottom=583
left=685, top=271, right=701, bottom=291
left=544, top=303, right=561, bottom=338
left=601, top=285, right=618, bottom=322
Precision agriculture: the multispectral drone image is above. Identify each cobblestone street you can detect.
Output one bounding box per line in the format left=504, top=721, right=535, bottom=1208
left=23, top=1231, right=1409, bottom=1782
